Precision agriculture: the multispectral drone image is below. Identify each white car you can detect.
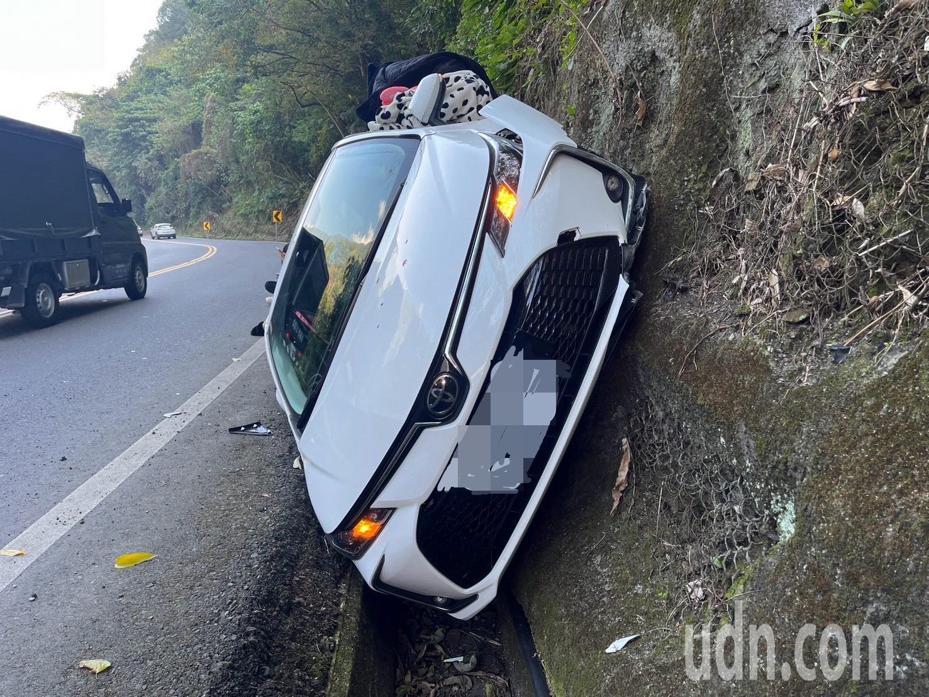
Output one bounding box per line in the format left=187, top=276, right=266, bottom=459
left=150, top=223, right=176, bottom=240
left=265, top=95, right=647, bottom=619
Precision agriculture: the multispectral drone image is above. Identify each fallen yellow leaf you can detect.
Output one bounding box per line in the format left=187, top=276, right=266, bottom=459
left=114, top=552, right=156, bottom=569
left=0, top=549, right=25, bottom=557
left=79, top=659, right=112, bottom=674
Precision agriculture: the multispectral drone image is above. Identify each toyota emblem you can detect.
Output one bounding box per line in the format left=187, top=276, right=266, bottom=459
left=426, top=373, right=459, bottom=418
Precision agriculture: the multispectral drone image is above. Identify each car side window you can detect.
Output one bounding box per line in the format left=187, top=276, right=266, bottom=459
left=88, top=171, right=123, bottom=216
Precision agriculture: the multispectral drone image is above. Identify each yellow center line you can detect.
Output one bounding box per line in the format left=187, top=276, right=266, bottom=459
left=0, top=240, right=218, bottom=320
left=149, top=240, right=218, bottom=277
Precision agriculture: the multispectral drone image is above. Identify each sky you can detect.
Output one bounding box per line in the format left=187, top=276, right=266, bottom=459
left=0, top=0, right=163, bottom=133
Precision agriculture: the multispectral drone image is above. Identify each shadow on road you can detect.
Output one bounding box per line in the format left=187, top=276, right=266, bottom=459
left=0, top=296, right=134, bottom=340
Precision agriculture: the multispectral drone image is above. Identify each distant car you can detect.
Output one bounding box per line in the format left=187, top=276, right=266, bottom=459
left=265, top=93, right=648, bottom=619
left=151, top=223, right=176, bottom=240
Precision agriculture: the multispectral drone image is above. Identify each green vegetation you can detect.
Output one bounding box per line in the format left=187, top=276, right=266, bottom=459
left=455, top=0, right=587, bottom=93
left=813, top=0, right=883, bottom=49
left=59, top=0, right=459, bottom=230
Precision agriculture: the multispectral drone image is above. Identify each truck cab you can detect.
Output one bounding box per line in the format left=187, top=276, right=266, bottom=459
left=0, top=116, right=148, bottom=327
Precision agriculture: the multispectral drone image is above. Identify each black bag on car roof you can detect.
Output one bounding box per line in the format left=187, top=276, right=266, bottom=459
left=355, top=51, right=497, bottom=123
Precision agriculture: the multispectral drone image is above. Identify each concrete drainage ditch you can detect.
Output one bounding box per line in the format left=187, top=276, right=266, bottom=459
left=328, top=574, right=549, bottom=697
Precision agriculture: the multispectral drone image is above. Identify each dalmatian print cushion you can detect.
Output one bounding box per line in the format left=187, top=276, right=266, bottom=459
left=368, top=70, right=493, bottom=131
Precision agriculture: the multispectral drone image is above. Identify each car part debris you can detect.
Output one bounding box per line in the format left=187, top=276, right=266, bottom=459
left=605, top=635, right=640, bottom=654
left=229, top=421, right=271, bottom=436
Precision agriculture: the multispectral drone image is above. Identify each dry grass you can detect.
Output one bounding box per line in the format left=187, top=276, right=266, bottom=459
left=674, top=1, right=928, bottom=358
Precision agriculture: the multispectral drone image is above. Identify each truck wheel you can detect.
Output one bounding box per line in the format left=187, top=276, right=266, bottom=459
left=125, top=259, right=147, bottom=300
left=22, top=274, right=60, bottom=327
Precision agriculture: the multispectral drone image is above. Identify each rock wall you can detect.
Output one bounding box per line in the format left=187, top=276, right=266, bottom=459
left=507, top=1, right=929, bottom=694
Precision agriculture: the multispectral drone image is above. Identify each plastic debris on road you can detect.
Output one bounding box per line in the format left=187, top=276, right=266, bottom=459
left=605, top=635, right=640, bottom=654
left=228, top=421, right=272, bottom=436
left=0, top=549, right=25, bottom=557
left=293, top=456, right=303, bottom=470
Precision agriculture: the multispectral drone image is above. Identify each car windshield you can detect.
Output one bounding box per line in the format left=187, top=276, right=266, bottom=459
left=269, top=137, right=419, bottom=417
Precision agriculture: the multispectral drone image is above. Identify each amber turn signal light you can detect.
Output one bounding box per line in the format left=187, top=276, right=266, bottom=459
left=494, top=183, right=518, bottom=221
left=329, top=508, right=394, bottom=559
left=351, top=515, right=385, bottom=542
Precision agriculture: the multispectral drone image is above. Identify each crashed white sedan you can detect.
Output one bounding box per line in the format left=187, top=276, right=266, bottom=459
left=266, top=94, right=647, bottom=619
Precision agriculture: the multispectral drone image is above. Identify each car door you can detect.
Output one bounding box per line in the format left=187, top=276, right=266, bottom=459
left=87, top=168, right=135, bottom=286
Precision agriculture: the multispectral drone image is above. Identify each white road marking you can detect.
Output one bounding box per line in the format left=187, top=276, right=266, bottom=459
left=0, top=338, right=267, bottom=594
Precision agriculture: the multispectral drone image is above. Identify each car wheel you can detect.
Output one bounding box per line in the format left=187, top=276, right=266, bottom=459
left=125, top=259, right=147, bottom=300
left=22, top=273, right=60, bottom=327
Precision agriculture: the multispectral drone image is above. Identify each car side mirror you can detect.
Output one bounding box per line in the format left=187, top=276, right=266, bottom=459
left=122, top=198, right=133, bottom=213
left=409, top=73, right=445, bottom=126
left=264, top=280, right=277, bottom=294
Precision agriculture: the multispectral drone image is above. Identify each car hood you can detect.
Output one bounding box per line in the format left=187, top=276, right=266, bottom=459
left=299, top=131, right=491, bottom=534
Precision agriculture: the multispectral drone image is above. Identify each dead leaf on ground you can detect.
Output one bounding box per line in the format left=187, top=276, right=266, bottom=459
left=827, top=147, right=842, bottom=163
left=114, top=552, right=157, bottom=569
left=888, top=0, right=919, bottom=17
left=0, top=549, right=25, bottom=557
left=761, top=163, right=789, bottom=180
left=635, top=90, right=647, bottom=127
left=611, top=438, right=632, bottom=515
left=441, top=675, right=473, bottom=690
left=452, top=654, right=477, bottom=673
left=687, top=579, right=705, bottom=603
left=78, top=659, right=112, bottom=674
left=899, top=285, right=919, bottom=311
left=863, top=79, right=896, bottom=93
left=851, top=198, right=867, bottom=222
left=811, top=256, right=831, bottom=273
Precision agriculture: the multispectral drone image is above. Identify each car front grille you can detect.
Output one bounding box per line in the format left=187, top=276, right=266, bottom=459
left=416, top=237, right=622, bottom=588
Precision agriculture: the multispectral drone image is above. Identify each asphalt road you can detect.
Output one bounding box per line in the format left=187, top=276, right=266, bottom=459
left=0, top=238, right=346, bottom=696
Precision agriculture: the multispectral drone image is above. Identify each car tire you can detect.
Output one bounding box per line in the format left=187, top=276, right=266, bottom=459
left=22, top=273, right=60, bottom=327
left=125, top=259, right=147, bottom=300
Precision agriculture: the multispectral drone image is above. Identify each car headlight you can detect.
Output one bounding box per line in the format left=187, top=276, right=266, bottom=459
left=483, top=134, right=523, bottom=255
left=328, top=508, right=394, bottom=559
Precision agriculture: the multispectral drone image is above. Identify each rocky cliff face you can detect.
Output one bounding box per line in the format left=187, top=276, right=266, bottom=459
left=506, top=1, right=928, bottom=693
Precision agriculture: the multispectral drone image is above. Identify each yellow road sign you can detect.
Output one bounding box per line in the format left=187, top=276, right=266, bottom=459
left=272, top=210, right=284, bottom=224
left=202, top=220, right=212, bottom=232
